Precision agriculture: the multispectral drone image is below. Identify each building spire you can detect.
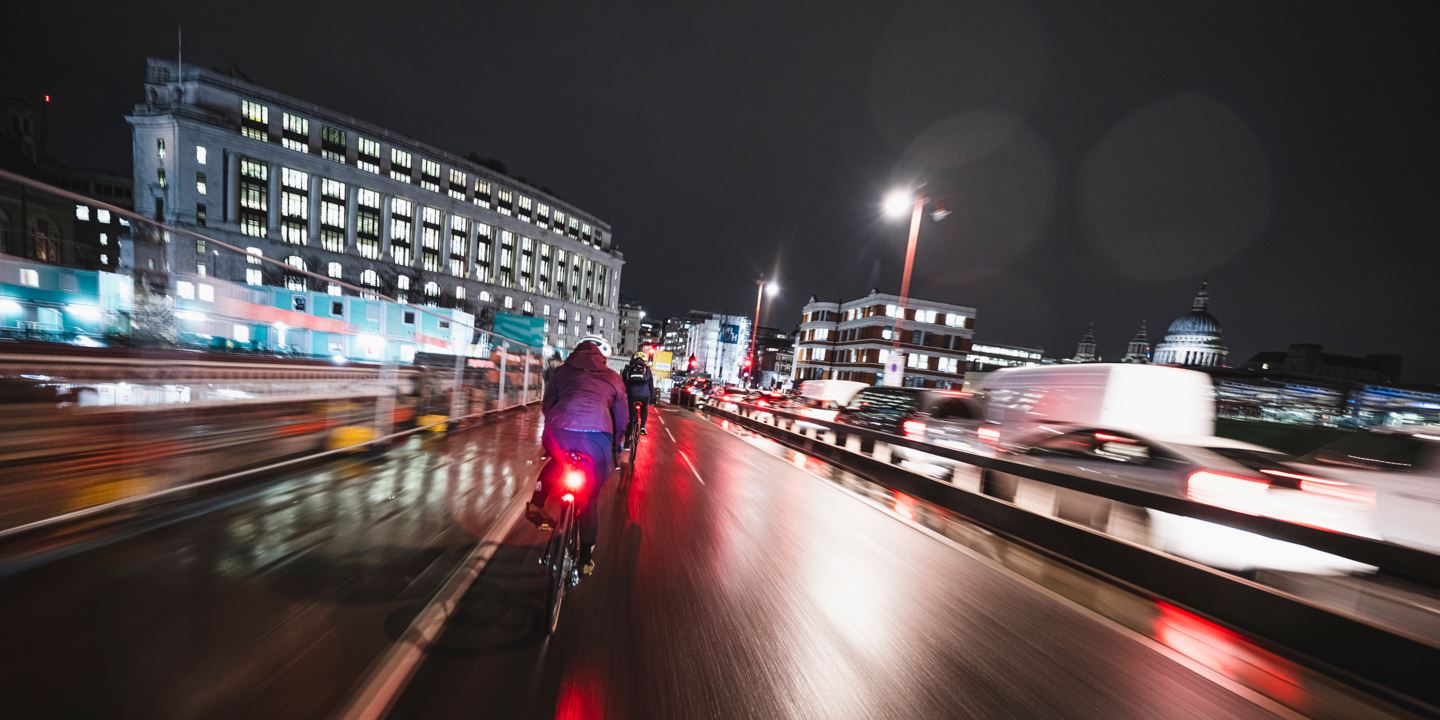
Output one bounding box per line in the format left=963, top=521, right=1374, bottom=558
left=1192, top=279, right=1210, bottom=311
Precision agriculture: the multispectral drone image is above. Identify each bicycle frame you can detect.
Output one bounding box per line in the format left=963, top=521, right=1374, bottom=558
left=542, top=450, right=593, bottom=635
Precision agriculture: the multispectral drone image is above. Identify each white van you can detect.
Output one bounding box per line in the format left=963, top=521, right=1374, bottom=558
left=794, top=379, right=868, bottom=424
left=979, top=363, right=1216, bottom=445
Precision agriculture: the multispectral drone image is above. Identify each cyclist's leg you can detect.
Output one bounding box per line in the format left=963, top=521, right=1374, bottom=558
left=639, top=400, right=649, bottom=430
left=577, top=432, right=613, bottom=566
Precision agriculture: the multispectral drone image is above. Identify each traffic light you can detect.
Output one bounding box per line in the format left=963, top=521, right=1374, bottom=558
left=742, top=356, right=753, bottom=374
left=688, top=354, right=697, bottom=371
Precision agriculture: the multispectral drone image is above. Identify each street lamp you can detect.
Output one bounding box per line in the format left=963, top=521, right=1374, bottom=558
left=882, top=186, right=928, bottom=387
left=747, top=277, right=779, bottom=387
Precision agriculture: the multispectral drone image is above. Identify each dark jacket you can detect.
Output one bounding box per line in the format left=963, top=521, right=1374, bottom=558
left=543, top=344, right=628, bottom=435
left=622, top=359, right=655, bottom=401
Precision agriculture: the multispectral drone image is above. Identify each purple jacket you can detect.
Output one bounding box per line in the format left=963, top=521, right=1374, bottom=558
left=542, top=344, right=629, bottom=436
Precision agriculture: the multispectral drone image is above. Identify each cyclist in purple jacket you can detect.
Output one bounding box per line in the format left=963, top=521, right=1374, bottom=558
left=526, top=334, right=627, bottom=575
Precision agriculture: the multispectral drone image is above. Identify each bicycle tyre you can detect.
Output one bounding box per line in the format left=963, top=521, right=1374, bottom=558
left=544, top=500, right=576, bottom=635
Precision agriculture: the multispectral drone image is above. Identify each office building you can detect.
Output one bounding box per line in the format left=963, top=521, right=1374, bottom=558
left=793, top=291, right=975, bottom=388
left=125, top=58, right=621, bottom=353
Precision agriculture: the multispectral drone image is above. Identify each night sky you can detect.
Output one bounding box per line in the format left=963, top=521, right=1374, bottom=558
left=5, top=1, right=1437, bottom=379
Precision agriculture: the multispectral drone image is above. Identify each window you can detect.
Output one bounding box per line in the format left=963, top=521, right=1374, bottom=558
left=420, top=207, right=442, bottom=272
left=543, top=304, right=551, bottom=316
left=233, top=324, right=251, bottom=343
left=357, top=137, right=381, bottom=173
left=196, top=203, right=207, bottom=227
left=390, top=197, right=413, bottom=264
left=397, top=274, right=411, bottom=303
left=199, top=283, right=215, bottom=302
left=356, top=188, right=381, bottom=259
left=479, top=290, right=491, bottom=303
left=390, top=148, right=412, bottom=183
left=916, top=309, right=938, bottom=324
left=331, top=300, right=344, bottom=316
left=537, top=203, right=551, bottom=229
left=360, top=269, right=380, bottom=298
left=423, top=281, right=440, bottom=304
left=280, top=167, right=309, bottom=245
left=553, top=209, right=566, bottom=235
left=19, top=268, right=39, bottom=287
left=177, top=280, right=195, bottom=300
left=403, top=310, right=416, bottom=325
left=319, top=178, right=346, bottom=252
left=99, top=233, right=108, bottom=246
left=157, top=168, right=166, bottom=187
left=420, top=159, right=441, bottom=192
left=523, top=300, right=534, bottom=315
left=96, top=209, right=111, bottom=224
left=75, top=204, right=90, bottom=221
left=285, top=255, right=307, bottom=291
left=474, top=223, right=493, bottom=281
left=449, top=215, right=468, bottom=276
left=156, top=138, right=166, bottom=159
left=517, top=195, right=533, bottom=220
left=321, top=126, right=346, bottom=162
left=245, top=247, right=263, bottom=286
left=327, top=261, right=342, bottom=279
left=945, top=313, right=967, bottom=328
left=241, top=99, right=269, bottom=141
left=196, top=145, right=207, bottom=164
left=239, top=157, right=269, bottom=237
left=504, top=296, right=514, bottom=309
left=498, top=230, right=516, bottom=286
left=282, top=113, right=309, bottom=152
left=455, top=286, right=465, bottom=301
left=447, top=168, right=466, bottom=200
left=191, top=170, right=207, bottom=196
left=496, top=187, right=513, bottom=216
left=473, top=179, right=491, bottom=208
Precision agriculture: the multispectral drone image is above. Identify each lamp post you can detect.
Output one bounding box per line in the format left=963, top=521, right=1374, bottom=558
left=882, top=187, right=928, bottom=387
left=747, top=277, right=778, bottom=387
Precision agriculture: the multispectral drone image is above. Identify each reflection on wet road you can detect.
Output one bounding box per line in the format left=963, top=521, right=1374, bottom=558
left=393, top=407, right=1274, bottom=719
left=0, top=410, right=542, bottom=719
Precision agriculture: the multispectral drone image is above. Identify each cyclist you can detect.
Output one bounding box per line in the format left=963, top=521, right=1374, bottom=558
left=527, top=334, right=627, bottom=576
left=621, top=350, right=656, bottom=441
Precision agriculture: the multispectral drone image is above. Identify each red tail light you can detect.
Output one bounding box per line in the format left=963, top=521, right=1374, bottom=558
left=1187, top=469, right=1267, bottom=514
left=563, top=469, right=586, bottom=492
left=561, top=492, right=576, bottom=503
left=902, top=419, right=926, bottom=438
left=1259, top=468, right=1375, bottom=504
left=978, top=426, right=1000, bottom=444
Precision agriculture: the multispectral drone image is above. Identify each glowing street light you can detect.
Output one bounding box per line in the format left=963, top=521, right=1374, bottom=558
left=748, top=277, right=779, bottom=387
left=881, top=185, right=930, bottom=386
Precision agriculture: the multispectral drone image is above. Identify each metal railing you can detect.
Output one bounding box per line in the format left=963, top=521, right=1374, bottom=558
left=703, top=400, right=1440, bottom=714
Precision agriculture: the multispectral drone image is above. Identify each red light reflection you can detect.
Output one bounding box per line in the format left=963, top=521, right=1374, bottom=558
left=1153, top=601, right=1305, bottom=709
left=892, top=494, right=916, bottom=522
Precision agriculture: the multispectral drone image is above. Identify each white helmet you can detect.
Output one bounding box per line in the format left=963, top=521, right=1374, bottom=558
left=576, top=334, right=612, bottom=357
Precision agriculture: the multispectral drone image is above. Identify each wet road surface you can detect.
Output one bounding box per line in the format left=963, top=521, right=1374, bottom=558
left=392, top=407, right=1276, bottom=719
left=0, top=410, right=542, bottom=719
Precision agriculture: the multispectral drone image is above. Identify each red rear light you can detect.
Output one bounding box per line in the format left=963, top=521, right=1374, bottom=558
left=1094, top=432, right=1133, bottom=443
left=978, top=426, right=1000, bottom=444
left=902, top=419, right=926, bottom=438
left=1258, top=468, right=1375, bottom=504
left=561, top=492, right=575, bottom=503
left=1187, top=469, right=1268, bottom=514
left=563, top=469, right=586, bottom=492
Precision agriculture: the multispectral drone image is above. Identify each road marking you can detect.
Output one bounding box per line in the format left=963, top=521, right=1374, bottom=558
left=664, top=425, right=677, bottom=443
left=678, top=450, right=706, bottom=485
left=337, top=489, right=530, bottom=720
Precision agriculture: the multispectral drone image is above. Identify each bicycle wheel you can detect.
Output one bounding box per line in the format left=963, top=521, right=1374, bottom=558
left=629, top=426, right=639, bottom=465
left=544, top=500, right=575, bottom=635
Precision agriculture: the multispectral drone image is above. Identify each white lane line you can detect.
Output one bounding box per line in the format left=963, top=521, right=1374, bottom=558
left=677, top=450, right=706, bottom=485
left=664, top=425, right=677, bottom=443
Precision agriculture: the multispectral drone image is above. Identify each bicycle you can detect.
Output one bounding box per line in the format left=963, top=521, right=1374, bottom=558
left=540, top=451, right=591, bottom=635
left=625, top=400, right=644, bottom=466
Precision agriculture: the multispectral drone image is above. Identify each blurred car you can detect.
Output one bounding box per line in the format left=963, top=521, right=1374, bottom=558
left=990, top=425, right=1375, bottom=574
left=1288, top=427, right=1440, bottom=553
left=791, top=380, right=867, bottom=425
left=834, top=387, right=986, bottom=471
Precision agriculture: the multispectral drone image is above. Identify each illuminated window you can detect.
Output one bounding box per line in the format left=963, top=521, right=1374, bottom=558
left=239, top=157, right=268, bottom=237
left=100, top=254, right=109, bottom=265
left=285, top=255, right=307, bottom=291
left=390, top=148, right=412, bottom=183
left=280, top=167, right=309, bottom=245
left=75, top=205, right=90, bottom=221
left=496, top=187, right=513, bottom=216
left=456, top=286, right=465, bottom=302
left=177, top=280, right=195, bottom=300
left=282, top=113, right=309, bottom=153
left=321, top=126, right=346, bottom=163
left=19, top=268, right=39, bottom=287
left=245, top=247, right=263, bottom=286
left=357, top=137, right=381, bottom=173
left=420, top=159, right=441, bottom=192
left=196, top=145, right=207, bottom=165
left=196, top=203, right=207, bottom=227
left=233, top=324, right=251, bottom=343
left=504, top=295, right=514, bottom=309
left=474, top=223, right=493, bottom=281
left=420, top=207, right=442, bottom=272
left=479, top=291, right=491, bottom=303
left=99, top=233, right=108, bottom=246
left=194, top=171, right=207, bottom=196
left=449, top=215, right=468, bottom=276
left=447, top=169, right=466, bottom=200
left=498, top=231, right=515, bottom=286
left=552, top=209, right=566, bottom=235
left=156, top=138, right=166, bottom=159
left=97, top=209, right=111, bottom=224
left=241, top=99, right=269, bottom=141
left=390, top=197, right=413, bottom=264
left=517, top=195, right=533, bottom=220
left=319, top=178, right=346, bottom=252
left=355, top=188, right=381, bottom=259
left=360, top=269, right=380, bottom=298
left=473, top=179, right=491, bottom=208
left=423, top=281, right=440, bottom=304
left=523, top=300, right=534, bottom=315
left=157, top=168, right=166, bottom=188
